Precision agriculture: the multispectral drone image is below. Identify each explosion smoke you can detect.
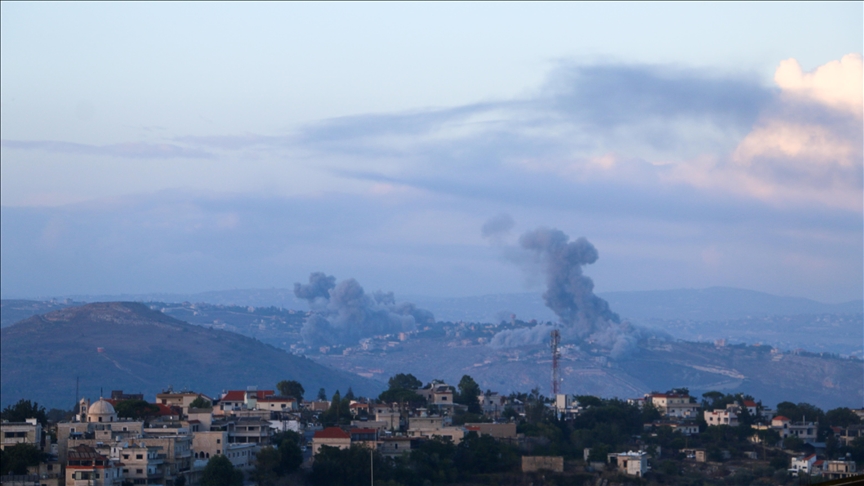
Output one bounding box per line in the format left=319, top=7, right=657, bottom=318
left=294, top=272, right=435, bottom=348
left=489, top=227, right=644, bottom=358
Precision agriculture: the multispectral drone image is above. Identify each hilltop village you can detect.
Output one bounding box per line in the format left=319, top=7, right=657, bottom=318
left=1, top=375, right=863, bottom=486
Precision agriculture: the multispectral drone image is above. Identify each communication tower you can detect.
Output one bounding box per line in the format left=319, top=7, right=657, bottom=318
left=551, top=329, right=561, bottom=395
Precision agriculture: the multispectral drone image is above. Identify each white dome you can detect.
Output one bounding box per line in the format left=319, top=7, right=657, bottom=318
left=88, top=399, right=116, bottom=416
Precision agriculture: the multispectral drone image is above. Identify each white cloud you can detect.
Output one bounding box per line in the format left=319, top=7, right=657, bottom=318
left=774, top=53, right=863, bottom=118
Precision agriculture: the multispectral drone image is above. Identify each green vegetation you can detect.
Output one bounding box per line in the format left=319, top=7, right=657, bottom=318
left=200, top=454, right=243, bottom=486
left=378, top=373, right=425, bottom=405
left=1, top=399, right=47, bottom=426
left=276, top=380, right=305, bottom=401
left=0, top=443, right=45, bottom=475
left=189, top=395, right=211, bottom=409
left=310, top=434, right=518, bottom=486
left=114, top=399, right=161, bottom=420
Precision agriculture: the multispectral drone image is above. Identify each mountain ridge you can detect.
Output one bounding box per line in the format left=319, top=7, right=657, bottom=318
left=0, top=302, right=385, bottom=408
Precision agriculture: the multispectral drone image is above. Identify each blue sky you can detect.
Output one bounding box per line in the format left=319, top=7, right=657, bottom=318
left=1, top=2, right=862, bottom=302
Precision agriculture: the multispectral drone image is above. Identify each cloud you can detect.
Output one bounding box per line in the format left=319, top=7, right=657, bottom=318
left=0, top=140, right=214, bottom=159
left=774, top=53, right=863, bottom=118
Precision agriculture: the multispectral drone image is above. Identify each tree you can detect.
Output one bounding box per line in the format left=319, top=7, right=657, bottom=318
left=456, top=375, right=482, bottom=414
left=189, top=395, right=211, bottom=409
left=114, top=399, right=160, bottom=420
left=200, top=455, right=243, bottom=486
left=379, top=374, right=425, bottom=405
left=388, top=373, right=423, bottom=391
left=317, top=388, right=327, bottom=401
left=1, top=399, right=47, bottom=426
left=344, top=387, right=355, bottom=401
left=0, top=443, right=45, bottom=475
left=276, top=380, right=305, bottom=401
left=276, top=437, right=303, bottom=474
left=251, top=447, right=280, bottom=486
left=825, top=407, right=861, bottom=427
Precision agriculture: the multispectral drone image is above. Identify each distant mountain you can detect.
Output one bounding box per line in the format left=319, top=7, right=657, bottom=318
left=600, top=287, right=863, bottom=321
left=17, top=286, right=860, bottom=324
left=0, top=302, right=384, bottom=408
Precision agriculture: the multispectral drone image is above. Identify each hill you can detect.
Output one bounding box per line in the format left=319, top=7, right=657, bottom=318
left=0, top=302, right=385, bottom=408
left=316, top=335, right=863, bottom=410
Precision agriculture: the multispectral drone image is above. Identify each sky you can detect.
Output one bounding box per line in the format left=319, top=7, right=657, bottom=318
left=1, top=2, right=862, bottom=303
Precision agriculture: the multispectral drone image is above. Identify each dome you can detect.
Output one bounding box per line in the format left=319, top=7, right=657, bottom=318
left=89, top=399, right=116, bottom=415
left=87, top=398, right=117, bottom=422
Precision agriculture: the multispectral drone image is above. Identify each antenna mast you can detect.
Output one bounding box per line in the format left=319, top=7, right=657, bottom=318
left=551, top=329, right=561, bottom=395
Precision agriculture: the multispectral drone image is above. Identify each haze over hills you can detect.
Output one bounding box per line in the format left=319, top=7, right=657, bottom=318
left=12, top=286, right=859, bottom=323
left=5, top=286, right=860, bottom=356
left=0, top=302, right=385, bottom=408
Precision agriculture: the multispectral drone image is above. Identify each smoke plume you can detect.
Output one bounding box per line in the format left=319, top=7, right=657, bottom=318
left=294, top=272, right=435, bottom=348
left=490, top=227, right=645, bottom=358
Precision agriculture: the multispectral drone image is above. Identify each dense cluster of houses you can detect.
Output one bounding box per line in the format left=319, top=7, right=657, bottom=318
left=1, top=385, right=862, bottom=485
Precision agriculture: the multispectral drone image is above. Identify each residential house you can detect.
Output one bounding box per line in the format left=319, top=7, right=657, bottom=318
left=607, top=450, right=648, bottom=477
left=0, top=418, right=42, bottom=450
left=771, top=416, right=818, bottom=443
left=704, top=409, right=739, bottom=427
left=822, top=460, right=858, bottom=480
left=646, top=392, right=699, bottom=419
left=311, top=427, right=351, bottom=456
left=790, top=454, right=818, bottom=475
left=66, top=444, right=123, bottom=486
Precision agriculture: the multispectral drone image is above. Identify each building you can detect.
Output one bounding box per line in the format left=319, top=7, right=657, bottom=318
left=66, top=444, right=123, bottom=486
left=645, top=421, right=699, bottom=436
left=704, top=409, right=739, bottom=427
left=790, top=454, right=818, bottom=475
left=311, top=427, right=351, bottom=456
left=822, top=460, right=857, bottom=480
left=646, top=392, right=699, bottom=419
left=0, top=418, right=42, bottom=450
left=771, top=416, right=818, bottom=443
left=114, top=444, right=165, bottom=485
left=608, top=451, right=649, bottom=477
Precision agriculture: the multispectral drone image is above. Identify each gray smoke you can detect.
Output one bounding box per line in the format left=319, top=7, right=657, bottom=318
left=489, top=227, right=646, bottom=358
left=294, top=272, right=435, bottom=348
left=481, top=213, right=515, bottom=239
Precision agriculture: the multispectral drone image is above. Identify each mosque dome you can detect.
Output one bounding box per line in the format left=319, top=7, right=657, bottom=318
left=87, top=398, right=117, bottom=422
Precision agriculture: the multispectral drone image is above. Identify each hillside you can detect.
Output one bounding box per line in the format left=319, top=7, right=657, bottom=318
left=316, top=337, right=863, bottom=410
left=0, top=302, right=384, bottom=408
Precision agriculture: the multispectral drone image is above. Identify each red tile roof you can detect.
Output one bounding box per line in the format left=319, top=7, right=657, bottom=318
left=743, top=400, right=757, bottom=407
left=314, top=427, right=350, bottom=439
left=773, top=416, right=790, bottom=421
left=222, top=390, right=275, bottom=401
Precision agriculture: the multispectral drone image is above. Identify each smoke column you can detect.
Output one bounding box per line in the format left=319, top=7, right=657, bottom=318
left=490, top=227, right=643, bottom=358
left=294, top=272, right=435, bottom=348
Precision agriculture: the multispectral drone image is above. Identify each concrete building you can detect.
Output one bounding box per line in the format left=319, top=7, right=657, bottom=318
left=704, top=409, right=739, bottom=427
left=646, top=392, right=698, bottom=419
left=0, top=418, right=42, bottom=450
left=311, top=427, right=351, bottom=456
left=66, top=444, right=123, bottom=486
left=608, top=450, right=649, bottom=477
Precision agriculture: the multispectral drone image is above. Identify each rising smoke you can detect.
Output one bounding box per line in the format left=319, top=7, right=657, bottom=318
left=488, top=226, right=646, bottom=358
left=294, top=272, right=435, bottom=348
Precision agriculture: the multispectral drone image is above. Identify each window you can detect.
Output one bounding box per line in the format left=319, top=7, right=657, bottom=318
left=216, top=439, right=220, bottom=444
left=136, top=469, right=143, bottom=474
left=136, top=454, right=143, bottom=459
left=123, top=455, right=129, bottom=460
